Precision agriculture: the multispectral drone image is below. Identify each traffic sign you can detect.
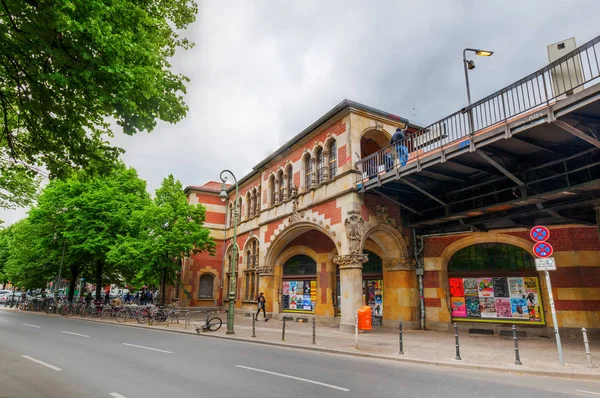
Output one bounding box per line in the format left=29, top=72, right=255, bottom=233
left=535, top=257, right=556, bottom=271
left=533, top=242, right=553, bottom=258
left=530, top=226, right=550, bottom=242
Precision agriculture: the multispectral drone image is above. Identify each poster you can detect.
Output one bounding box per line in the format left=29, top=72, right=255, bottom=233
left=524, top=277, right=541, bottom=322
left=510, top=297, right=529, bottom=318
left=282, top=281, right=290, bottom=295
left=451, top=297, right=466, bottom=317
left=289, top=281, right=297, bottom=294
left=449, top=278, right=464, bottom=297
left=310, top=281, right=317, bottom=302
left=303, top=281, right=311, bottom=295
left=492, top=278, right=509, bottom=298
left=282, top=294, right=290, bottom=309
left=477, top=278, right=494, bottom=298
left=282, top=280, right=315, bottom=312
left=463, top=278, right=479, bottom=296
left=494, top=298, right=512, bottom=318
left=479, top=297, right=497, bottom=318
left=289, top=295, right=297, bottom=309
left=466, top=296, right=481, bottom=317
left=302, top=296, right=312, bottom=310
left=508, top=278, right=525, bottom=298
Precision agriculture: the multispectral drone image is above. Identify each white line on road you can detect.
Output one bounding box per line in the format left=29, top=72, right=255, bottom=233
left=109, top=393, right=128, bottom=398
left=576, top=391, right=600, bottom=396
left=236, top=365, right=350, bottom=392
left=62, top=331, right=90, bottom=338
left=22, top=323, right=41, bottom=328
left=21, top=355, right=62, bottom=371
left=0, top=319, right=8, bottom=322
left=122, top=343, right=173, bottom=354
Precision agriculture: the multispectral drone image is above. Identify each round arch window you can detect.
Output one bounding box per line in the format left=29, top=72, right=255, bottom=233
left=282, top=255, right=317, bottom=313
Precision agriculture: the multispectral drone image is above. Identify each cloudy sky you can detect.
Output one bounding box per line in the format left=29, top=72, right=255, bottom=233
left=2, top=0, right=599, bottom=225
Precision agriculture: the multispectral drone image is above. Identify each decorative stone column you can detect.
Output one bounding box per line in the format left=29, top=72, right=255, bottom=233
left=322, top=150, right=329, bottom=183
left=311, top=159, right=317, bottom=188
left=249, top=195, right=255, bottom=218
left=255, top=192, right=261, bottom=215
left=274, top=178, right=280, bottom=204
left=334, top=253, right=368, bottom=332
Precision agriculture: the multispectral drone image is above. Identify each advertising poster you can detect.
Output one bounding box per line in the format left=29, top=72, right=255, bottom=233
left=302, top=296, right=312, bottom=310
left=289, top=281, right=297, bottom=294
left=451, top=297, right=467, bottom=317
left=303, top=281, right=311, bottom=295
left=449, top=278, right=464, bottom=297
left=524, top=277, right=541, bottom=322
left=463, top=278, right=479, bottom=296
left=479, top=297, right=497, bottom=318
left=495, top=298, right=512, bottom=318
left=282, top=294, right=290, bottom=309
left=477, top=278, right=494, bottom=298
left=492, top=278, right=509, bottom=298
left=466, top=296, right=481, bottom=317
left=289, top=295, right=298, bottom=309
left=296, top=283, right=304, bottom=295
left=509, top=278, right=525, bottom=298
left=282, top=281, right=290, bottom=295
left=511, top=297, right=529, bottom=318
left=310, top=281, right=317, bottom=302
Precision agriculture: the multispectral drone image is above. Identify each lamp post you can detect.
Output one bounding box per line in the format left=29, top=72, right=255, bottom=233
left=219, top=169, right=238, bottom=335
left=462, top=48, right=494, bottom=105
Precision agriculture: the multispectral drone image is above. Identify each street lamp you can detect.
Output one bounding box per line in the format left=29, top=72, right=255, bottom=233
left=462, top=48, right=494, bottom=105
left=219, top=169, right=238, bottom=335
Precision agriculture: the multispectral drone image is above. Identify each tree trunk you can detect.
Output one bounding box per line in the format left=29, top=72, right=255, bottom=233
left=161, top=268, right=167, bottom=306
left=95, top=261, right=103, bottom=301
left=68, top=266, right=79, bottom=302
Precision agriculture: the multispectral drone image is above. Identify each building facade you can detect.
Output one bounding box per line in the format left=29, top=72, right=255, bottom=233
left=178, top=99, right=600, bottom=337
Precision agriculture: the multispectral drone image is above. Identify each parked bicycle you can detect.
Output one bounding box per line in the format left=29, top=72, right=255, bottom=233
left=195, top=312, right=222, bottom=333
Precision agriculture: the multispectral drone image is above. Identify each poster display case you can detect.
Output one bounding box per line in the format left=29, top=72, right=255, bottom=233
left=282, top=280, right=316, bottom=313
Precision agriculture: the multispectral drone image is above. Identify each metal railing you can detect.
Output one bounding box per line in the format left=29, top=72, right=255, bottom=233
left=356, top=35, right=600, bottom=182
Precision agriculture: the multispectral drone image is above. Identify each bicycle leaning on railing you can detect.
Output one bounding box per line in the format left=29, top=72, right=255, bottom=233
left=195, top=311, right=222, bottom=333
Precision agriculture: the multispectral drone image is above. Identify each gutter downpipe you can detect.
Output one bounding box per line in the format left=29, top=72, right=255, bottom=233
left=413, top=228, right=474, bottom=330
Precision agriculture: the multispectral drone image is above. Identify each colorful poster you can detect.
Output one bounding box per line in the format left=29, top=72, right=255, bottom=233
left=310, top=281, right=317, bottom=302
left=289, top=295, right=297, bottom=309
left=477, top=278, right=494, bottom=298
left=282, top=294, right=290, bottom=309
left=296, top=284, right=303, bottom=295
left=524, top=277, right=541, bottom=321
left=282, top=281, right=290, bottom=295
left=302, top=295, right=312, bottom=310
left=303, top=281, right=311, bottom=295
left=511, top=297, right=529, bottom=318
left=479, top=297, right=497, bottom=318
left=508, top=278, right=525, bottom=298
left=492, top=278, right=509, bottom=298
left=289, top=281, right=297, bottom=294
left=451, top=297, right=466, bottom=317
left=449, top=278, right=464, bottom=297
left=463, top=278, right=478, bottom=296
left=495, top=298, right=512, bottom=318
left=466, top=296, right=481, bottom=317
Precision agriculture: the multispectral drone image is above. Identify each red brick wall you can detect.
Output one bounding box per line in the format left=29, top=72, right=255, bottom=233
left=504, top=227, right=600, bottom=251
left=196, top=193, right=223, bottom=206
left=187, top=240, right=223, bottom=303
left=294, top=171, right=300, bottom=188
left=549, top=267, right=600, bottom=288
left=205, top=211, right=226, bottom=224
left=423, top=271, right=440, bottom=288
left=265, top=219, right=285, bottom=243
left=424, top=298, right=441, bottom=307
left=423, top=235, right=469, bottom=257
left=287, top=230, right=336, bottom=253
left=337, top=144, right=348, bottom=167
left=555, top=300, right=600, bottom=311
left=361, top=194, right=401, bottom=225
left=311, top=200, right=342, bottom=225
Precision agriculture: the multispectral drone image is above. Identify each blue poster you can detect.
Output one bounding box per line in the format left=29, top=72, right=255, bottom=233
left=510, top=298, right=529, bottom=318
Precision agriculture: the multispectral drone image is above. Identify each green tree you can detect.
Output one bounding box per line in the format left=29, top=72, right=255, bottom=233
left=109, top=175, right=214, bottom=304
left=0, top=0, right=197, bottom=206
left=0, top=227, right=10, bottom=288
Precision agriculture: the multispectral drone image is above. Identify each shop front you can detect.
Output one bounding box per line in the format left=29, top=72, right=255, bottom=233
left=281, top=254, right=317, bottom=313
left=448, top=243, right=545, bottom=325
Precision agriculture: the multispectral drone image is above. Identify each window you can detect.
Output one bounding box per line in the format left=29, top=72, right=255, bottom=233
left=228, top=204, right=234, bottom=228
left=362, top=250, right=383, bottom=274
left=449, top=243, right=535, bottom=273
left=304, top=154, right=312, bottom=189
left=329, top=140, right=337, bottom=179
left=244, top=239, right=259, bottom=301
left=277, top=170, right=284, bottom=202
left=269, top=175, right=276, bottom=206
left=286, top=165, right=293, bottom=194
left=237, top=197, right=242, bottom=221
left=283, top=254, right=317, bottom=276
left=246, top=192, right=251, bottom=219
left=316, top=147, right=325, bottom=184
left=199, top=274, right=214, bottom=299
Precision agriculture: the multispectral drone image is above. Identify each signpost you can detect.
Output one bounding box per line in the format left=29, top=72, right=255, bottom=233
left=531, top=226, right=564, bottom=366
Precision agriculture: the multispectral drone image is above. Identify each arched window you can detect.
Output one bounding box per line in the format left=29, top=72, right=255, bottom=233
left=329, top=140, right=337, bottom=179
left=245, top=192, right=251, bottom=219
left=286, top=165, right=294, bottom=194
left=277, top=169, right=284, bottom=203
left=236, top=197, right=242, bottom=221
left=449, top=243, right=535, bottom=272
left=362, top=250, right=383, bottom=274
left=283, top=254, right=317, bottom=276
left=199, top=274, right=214, bottom=299
left=269, top=175, right=276, bottom=207
left=228, top=203, right=234, bottom=228
left=244, top=238, right=259, bottom=301
left=304, top=154, right=312, bottom=189
left=315, top=147, right=325, bottom=184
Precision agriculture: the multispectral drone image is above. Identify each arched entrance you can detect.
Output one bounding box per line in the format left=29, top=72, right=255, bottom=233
left=360, top=128, right=391, bottom=159
left=281, top=254, right=317, bottom=313
left=447, top=243, right=545, bottom=325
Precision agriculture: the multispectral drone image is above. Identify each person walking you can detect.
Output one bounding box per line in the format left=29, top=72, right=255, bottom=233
left=255, top=292, right=268, bottom=321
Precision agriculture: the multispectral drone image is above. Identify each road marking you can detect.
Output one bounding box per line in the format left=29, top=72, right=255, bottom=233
left=122, top=343, right=173, bottom=354
left=22, top=323, right=41, bottom=328
left=576, top=391, right=600, bottom=396
left=62, top=331, right=90, bottom=338
left=0, top=319, right=9, bottom=322
left=235, top=365, right=350, bottom=392
left=21, top=355, right=62, bottom=371
left=109, top=393, right=128, bottom=398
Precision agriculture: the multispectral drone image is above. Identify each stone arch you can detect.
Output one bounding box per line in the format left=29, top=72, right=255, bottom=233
left=361, top=223, right=408, bottom=260
left=311, top=143, right=324, bottom=158
left=359, top=127, right=392, bottom=159
left=265, top=221, right=338, bottom=269
left=276, top=246, right=320, bottom=268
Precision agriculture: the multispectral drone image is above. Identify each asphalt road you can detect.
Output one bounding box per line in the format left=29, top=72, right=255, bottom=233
left=0, top=309, right=599, bottom=398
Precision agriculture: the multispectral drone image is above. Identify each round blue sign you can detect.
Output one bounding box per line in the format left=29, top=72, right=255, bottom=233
left=533, top=242, right=553, bottom=258
left=530, top=226, right=550, bottom=242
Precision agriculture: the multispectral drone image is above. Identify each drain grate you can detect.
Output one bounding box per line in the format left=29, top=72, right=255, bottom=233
left=500, top=330, right=526, bottom=338
left=469, top=328, right=494, bottom=335
left=282, top=316, right=294, bottom=321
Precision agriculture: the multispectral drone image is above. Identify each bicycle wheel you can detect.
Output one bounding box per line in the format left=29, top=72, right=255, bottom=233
left=136, top=308, right=149, bottom=324
left=101, top=306, right=113, bottom=318
left=206, top=317, right=222, bottom=331
left=115, top=309, right=128, bottom=323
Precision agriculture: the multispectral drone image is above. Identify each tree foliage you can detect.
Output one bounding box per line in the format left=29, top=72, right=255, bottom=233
left=0, top=0, right=197, bottom=206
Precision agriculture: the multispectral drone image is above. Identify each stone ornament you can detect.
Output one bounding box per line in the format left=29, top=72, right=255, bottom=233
left=376, top=205, right=391, bottom=225
left=289, top=198, right=301, bottom=224
left=344, top=210, right=365, bottom=254
left=257, top=266, right=275, bottom=275
left=384, top=256, right=417, bottom=271
left=333, top=253, right=368, bottom=269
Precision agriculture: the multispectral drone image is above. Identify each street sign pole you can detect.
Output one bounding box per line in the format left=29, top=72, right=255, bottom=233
left=544, top=269, right=564, bottom=366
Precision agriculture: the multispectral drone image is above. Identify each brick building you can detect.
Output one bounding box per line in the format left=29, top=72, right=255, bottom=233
left=177, top=95, right=600, bottom=337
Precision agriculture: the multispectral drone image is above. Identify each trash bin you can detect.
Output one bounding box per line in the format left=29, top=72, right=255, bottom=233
left=357, top=306, right=372, bottom=330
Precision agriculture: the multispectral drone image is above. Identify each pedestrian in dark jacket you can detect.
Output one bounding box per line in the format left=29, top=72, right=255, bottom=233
left=255, top=292, right=268, bottom=321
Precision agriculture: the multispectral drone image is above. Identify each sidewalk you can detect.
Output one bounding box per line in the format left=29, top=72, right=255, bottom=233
left=4, top=307, right=599, bottom=379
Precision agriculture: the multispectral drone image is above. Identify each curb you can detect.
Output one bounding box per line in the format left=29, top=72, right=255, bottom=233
left=3, top=309, right=598, bottom=380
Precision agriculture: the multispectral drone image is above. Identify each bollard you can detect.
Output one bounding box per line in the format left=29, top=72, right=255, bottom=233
left=582, top=328, right=593, bottom=367
left=512, top=325, right=522, bottom=365
left=454, top=323, right=462, bottom=360
left=399, top=321, right=404, bottom=355
left=252, top=313, right=256, bottom=338
left=312, top=317, right=316, bottom=345
left=282, top=317, right=286, bottom=342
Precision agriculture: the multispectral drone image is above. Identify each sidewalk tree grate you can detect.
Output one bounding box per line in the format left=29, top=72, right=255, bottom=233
left=500, top=330, right=526, bottom=338
left=468, top=329, right=494, bottom=335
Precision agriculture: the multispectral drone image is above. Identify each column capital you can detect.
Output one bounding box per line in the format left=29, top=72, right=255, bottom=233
left=257, top=266, right=275, bottom=275
left=333, top=253, right=368, bottom=269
